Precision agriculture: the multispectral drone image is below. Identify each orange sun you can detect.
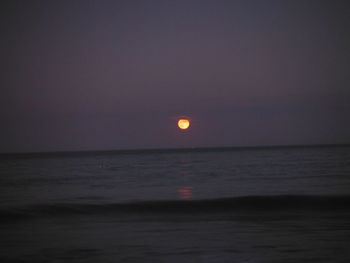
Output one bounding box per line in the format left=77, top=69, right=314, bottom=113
left=178, top=119, right=190, bottom=130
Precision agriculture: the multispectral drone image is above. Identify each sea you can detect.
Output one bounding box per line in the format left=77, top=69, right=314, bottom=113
left=0, top=145, right=350, bottom=263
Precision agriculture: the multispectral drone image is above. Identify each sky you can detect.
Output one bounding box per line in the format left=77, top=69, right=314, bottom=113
left=1, top=0, right=349, bottom=152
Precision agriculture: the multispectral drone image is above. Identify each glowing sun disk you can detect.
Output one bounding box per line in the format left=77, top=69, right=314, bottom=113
left=178, top=119, right=190, bottom=130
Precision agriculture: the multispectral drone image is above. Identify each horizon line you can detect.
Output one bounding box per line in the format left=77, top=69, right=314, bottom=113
left=0, top=143, right=349, bottom=157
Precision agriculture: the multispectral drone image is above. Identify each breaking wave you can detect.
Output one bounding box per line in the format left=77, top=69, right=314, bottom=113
left=1, top=195, right=350, bottom=221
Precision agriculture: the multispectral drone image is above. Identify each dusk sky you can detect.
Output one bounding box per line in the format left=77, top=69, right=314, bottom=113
left=1, top=0, right=349, bottom=152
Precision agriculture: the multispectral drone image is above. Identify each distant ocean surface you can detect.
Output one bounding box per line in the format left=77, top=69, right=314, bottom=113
left=1, top=145, right=350, bottom=262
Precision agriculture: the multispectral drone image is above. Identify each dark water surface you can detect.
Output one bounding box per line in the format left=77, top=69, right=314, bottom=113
left=1, top=145, right=350, bottom=262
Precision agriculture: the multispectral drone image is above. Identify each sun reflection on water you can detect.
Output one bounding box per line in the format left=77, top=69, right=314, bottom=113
left=178, top=186, right=193, bottom=199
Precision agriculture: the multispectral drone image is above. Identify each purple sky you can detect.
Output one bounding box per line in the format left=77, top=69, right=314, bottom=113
left=1, top=0, right=349, bottom=152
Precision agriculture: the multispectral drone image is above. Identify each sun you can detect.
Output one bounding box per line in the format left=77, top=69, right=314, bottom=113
left=178, top=119, right=190, bottom=130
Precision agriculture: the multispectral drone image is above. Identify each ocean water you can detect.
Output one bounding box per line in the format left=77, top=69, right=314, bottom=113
left=0, top=145, right=350, bottom=262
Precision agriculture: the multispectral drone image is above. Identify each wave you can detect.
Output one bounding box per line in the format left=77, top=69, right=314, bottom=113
left=1, top=195, right=350, bottom=221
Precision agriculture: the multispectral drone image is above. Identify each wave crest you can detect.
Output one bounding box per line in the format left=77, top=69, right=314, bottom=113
left=1, top=195, right=350, bottom=221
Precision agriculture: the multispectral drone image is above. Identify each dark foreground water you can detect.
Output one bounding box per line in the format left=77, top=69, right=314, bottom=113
left=1, top=145, right=350, bottom=262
